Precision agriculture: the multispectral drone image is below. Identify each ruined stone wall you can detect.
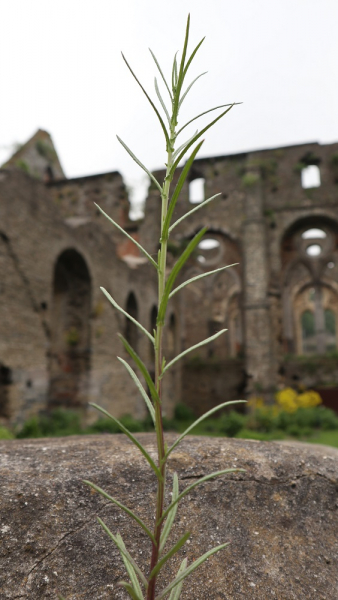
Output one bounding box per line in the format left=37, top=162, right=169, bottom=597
left=141, top=141, right=338, bottom=405
left=1, top=137, right=338, bottom=426
left=0, top=168, right=179, bottom=425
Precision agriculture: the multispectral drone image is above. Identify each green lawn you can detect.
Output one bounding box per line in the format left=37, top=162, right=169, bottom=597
left=235, top=428, right=338, bottom=448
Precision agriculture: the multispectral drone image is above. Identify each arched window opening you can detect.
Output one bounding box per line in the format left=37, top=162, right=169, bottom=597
left=306, top=244, right=322, bottom=257
left=125, top=292, right=139, bottom=352
left=325, top=309, right=337, bottom=352
left=167, top=313, right=177, bottom=359
left=44, top=165, right=54, bottom=183
left=189, top=178, right=205, bottom=204
left=301, top=310, right=316, bottom=354
left=301, top=165, right=321, bottom=189
left=149, top=305, right=157, bottom=362
left=302, top=228, right=326, bottom=239
left=229, top=313, right=243, bottom=358
left=0, top=364, right=12, bottom=418
left=196, top=236, right=222, bottom=265
left=48, top=249, right=91, bottom=408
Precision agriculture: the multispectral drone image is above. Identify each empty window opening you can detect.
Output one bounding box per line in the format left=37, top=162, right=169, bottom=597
left=48, top=249, right=91, bottom=409
left=324, top=309, right=337, bottom=352
left=306, top=244, right=322, bottom=257
left=301, top=165, right=321, bottom=189
left=167, top=313, right=177, bottom=359
left=149, top=305, right=157, bottom=362
left=198, top=239, right=220, bottom=251
left=0, top=364, right=12, bottom=418
left=302, top=228, right=326, bottom=239
left=189, top=178, right=205, bottom=204
left=308, top=288, right=315, bottom=301
left=125, top=292, right=139, bottom=352
left=301, top=310, right=316, bottom=354
left=196, top=237, right=222, bottom=264
left=44, top=166, right=54, bottom=183
left=197, top=255, right=206, bottom=264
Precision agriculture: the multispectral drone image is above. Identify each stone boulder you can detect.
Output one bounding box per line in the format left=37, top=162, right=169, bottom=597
left=0, top=434, right=337, bottom=599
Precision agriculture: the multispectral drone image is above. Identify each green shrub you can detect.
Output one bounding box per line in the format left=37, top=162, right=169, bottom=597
left=17, top=409, right=82, bottom=438
left=219, top=410, right=246, bottom=437
left=0, top=425, right=14, bottom=440
left=174, top=403, right=195, bottom=421
left=87, top=414, right=145, bottom=434
left=316, top=406, right=338, bottom=430
left=16, top=416, right=44, bottom=438
left=275, top=406, right=338, bottom=432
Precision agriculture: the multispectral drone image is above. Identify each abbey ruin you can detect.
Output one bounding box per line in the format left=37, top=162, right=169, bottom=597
left=1, top=129, right=337, bottom=425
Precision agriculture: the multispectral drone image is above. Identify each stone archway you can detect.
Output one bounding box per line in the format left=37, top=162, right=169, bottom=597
left=48, top=249, right=91, bottom=408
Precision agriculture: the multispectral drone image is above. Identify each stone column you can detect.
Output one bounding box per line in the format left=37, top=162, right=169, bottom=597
left=242, top=167, right=274, bottom=399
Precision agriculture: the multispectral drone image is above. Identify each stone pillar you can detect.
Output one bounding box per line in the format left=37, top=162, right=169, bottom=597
left=242, top=167, right=274, bottom=399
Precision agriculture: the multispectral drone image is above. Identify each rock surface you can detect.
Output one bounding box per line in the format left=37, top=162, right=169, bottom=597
left=0, top=434, right=337, bottom=599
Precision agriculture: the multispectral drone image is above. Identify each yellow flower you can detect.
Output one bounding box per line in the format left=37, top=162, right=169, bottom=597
left=275, top=387, right=322, bottom=412
left=275, top=387, right=298, bottom=413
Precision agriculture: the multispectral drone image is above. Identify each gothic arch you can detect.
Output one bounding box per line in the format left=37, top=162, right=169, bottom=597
left=48, top=249, right=91, bottom=408
left=280, top=217, right=338, bottom=354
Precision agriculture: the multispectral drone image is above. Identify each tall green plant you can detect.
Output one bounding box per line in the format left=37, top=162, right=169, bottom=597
left=63, top=15, right=244, bottom=600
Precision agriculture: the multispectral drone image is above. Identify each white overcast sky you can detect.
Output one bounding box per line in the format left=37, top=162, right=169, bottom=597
left=1, top=0, right=337, bottom=215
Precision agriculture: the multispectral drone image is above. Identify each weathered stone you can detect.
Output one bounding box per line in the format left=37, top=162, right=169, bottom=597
left=1, top=435, right=337, bottom=599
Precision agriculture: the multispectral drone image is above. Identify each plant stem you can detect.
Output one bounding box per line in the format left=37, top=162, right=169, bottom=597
left=147, top=119, right=176, bottom=600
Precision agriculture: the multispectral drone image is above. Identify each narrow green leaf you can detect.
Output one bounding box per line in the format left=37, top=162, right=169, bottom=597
left=162, top=141, right=204, bottom=240
left=177, top=102, right=241, bottom=137
left=150, top=532, right=190, bottom=580
left=99, top=522, right=147, bottom=589
left=100, top=287, right=155, bottom=344
left=155, top=77, right=170, bottom=124
left=172, top=52, right=178, bottom=90
left=157, top=228, right=207, bottom=325
left=94, top=203, right=158, bottom=269
left=117, top=357, right=155, bottom=425
left=171, top=105, right=235, bottom=174
left=182, top=36, right=205, bottom=79
left=88, top=403, right=162, bottom=481
left=149, top=48, right=172, bottom=100
left=118, top=334, right=160, bottom=407
left=172, top=130, right=198, bottom=161
left=116, top=532, right=146, bottom=597
left=169, top=263, right=239, bottom=298
left=173, top=14, right=191, bottom=117
left=155, top=543, right=230, bottom=600
left=57, top=595, right=66, bottom=600
left=166, top=400, right=246, bottom=459
left=168, top=558, right=188, bottom=600
left=117, top=136, right=162, bottom=194
left=119, top=582, right=144, bottom=600
left=169, top=193, right=221, bottom=233
left=179, top=72, right=207, bottom=108
left=83, top=484, right=156, bottom=543
left=122, top=53, right=170, bottom=147
left=160, top=469, right=245, bottom=523
left=160, top=473, right=179, bottom=553
left=160, top=329, right=227, bottom=377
